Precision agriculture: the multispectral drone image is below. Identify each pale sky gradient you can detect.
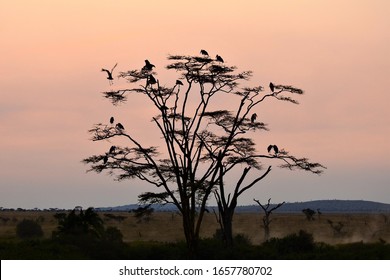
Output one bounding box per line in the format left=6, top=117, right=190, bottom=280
left=1, top=0, right=389, bottom=209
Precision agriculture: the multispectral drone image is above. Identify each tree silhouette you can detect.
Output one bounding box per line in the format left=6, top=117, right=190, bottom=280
left=53, top=207, right=104, bottom=239
left=302, top=208, right=316, bottom=221
left=83, top=52, right=325, bottom=255
left=254, top=198, right=285, bottom=241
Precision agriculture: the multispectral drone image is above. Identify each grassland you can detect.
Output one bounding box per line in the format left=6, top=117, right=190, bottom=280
left=1, top=210, right=389, bottom=244
left=1, top=210, right=390, bottom=259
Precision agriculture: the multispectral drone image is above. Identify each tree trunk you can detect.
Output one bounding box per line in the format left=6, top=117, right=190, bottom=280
left=218, top=206, right=235, bottom=247
left=181, top=206, right=202, bottom=258
left=263, top=224, right=270, bottom=241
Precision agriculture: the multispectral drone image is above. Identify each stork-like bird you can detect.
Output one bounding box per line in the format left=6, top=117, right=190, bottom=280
left=251, top=113, right=257, bottom=123
left=269, top=82, right=275, bottom=92
left=216, top=55, right=224, bottom=63
left=176, top=80, right=183, bottom=86
left=143, top=60, right=155, bottom=71
left=109, top=145, right=116, bottom=154
left=116, top=123, right=124, bottom=130
left=101, top=63, right=118, bottom=85
left=200, top=49, right=209, bottom=56
left=147, top=74, right=157, bottom=85
left=110, top=117, right=114, bottom=124
left=267, top=144, right=279, bottom=155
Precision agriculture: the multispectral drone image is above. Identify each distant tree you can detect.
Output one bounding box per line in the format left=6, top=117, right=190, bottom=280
left=302, top=208, right=316, bottom=221
left=83, top=52, right=325, bottom=255
left=53, top=207, right=104, bottom=239
left=327, top=219, right=346, bottom=237
left=254, top=198, right=285, bottom=241
left=131, top=205, right=154, bottom=223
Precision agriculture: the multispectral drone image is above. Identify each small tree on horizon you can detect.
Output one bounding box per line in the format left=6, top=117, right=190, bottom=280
left=83, top=52, right=325, bottom=255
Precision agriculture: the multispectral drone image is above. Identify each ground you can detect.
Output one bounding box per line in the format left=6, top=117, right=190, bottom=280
left=1, top=211, right=389, bottom=245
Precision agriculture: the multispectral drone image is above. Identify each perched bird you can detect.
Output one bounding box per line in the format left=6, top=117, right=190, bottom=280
left=269, top=82, right=275, bottom=92
left=109, top=145, right=116, bottom=154
left=216, top=55, right=224, bottom=63
left=251, top=113, right=257, bottom=123
left=110, top=117, right=114, bottom=124
left=200, top=49, right=209, bottom=56
left=103, top=155, right=108, bottom=164
left=267, top=144, right=279, bottom=155
left=161, top=105, right=168, bottom=111
left=176, top=80, right=184, bottom=86
left=143, top=60, right=155, bottom=71
left=101, top=63, right=118, bottom=85
left=147, top=74, right=157, bottom=85
left=116, top=123, right=124, bottom=130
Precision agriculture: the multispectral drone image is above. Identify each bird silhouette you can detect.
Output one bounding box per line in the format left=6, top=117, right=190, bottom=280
left=110, top=117, right=114, bottom=124
left=200, top=49, right=209, bottom=56
left=269, top=82, right=275, bottom=92
left=216, top=55, right=224, bottom=63
left=176, top=80, right=183, bottom=85
left=103, top=155, right=108, bottom=164
left=161, top=105, right=168, bottom=111
left=251, top=113, right=257, bottom=123
left=116, top=123, right=124, bottom=130
left=147, top=74, right=157, bottom=85
left=267, top=144, right=279, bottom=155
left=101, top=63, right=118, bottom=85
left=109, top=145, right=116, bottom=154
left=143, top=60, right=155, bottom=71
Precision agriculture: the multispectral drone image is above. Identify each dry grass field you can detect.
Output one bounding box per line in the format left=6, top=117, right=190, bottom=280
left=1, top=211, right=389, bottom=245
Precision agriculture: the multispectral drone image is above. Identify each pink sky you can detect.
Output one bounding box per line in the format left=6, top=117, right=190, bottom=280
left=1, top=1, right=389, bottom=209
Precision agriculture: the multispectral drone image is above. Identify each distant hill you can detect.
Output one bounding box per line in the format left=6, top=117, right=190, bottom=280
left=97, top=200, right=390, bottom=213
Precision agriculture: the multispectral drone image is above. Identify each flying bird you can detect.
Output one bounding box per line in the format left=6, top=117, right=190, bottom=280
left=176, top=80, right=183, bottom=85
left=200, top=49, right=209, bottom=56
left=101, top=63, right=118, bottom=85
left=116, top=123, right=124, bottom=130
left=269, top=82, right=275, bottom=92
left=251, top=113, right=257, bottom=123
left=109, top=145, right=116, bottom=154
left=143, top=60, right=155, bottom=71
left=110, top=117, right=114, bottom=124
left=216, top=55, right=224, bottom=63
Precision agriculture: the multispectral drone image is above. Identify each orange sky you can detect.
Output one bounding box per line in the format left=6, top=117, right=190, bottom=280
left=1, top=0, right=389, bottom=208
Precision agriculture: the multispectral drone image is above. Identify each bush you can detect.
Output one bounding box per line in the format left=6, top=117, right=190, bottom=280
left=16, top=219, right=44, bottom=240
left=263, top=230, right=315, bottom=258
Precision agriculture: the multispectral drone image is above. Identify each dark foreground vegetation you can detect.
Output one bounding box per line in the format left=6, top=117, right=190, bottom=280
left=1, top=230, right=390, bottom=260
left=1, top=208, right=390, bottom=259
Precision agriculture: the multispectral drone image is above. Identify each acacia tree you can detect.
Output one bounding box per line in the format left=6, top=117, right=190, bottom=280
left=83, top=52, right=324, bottom=255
